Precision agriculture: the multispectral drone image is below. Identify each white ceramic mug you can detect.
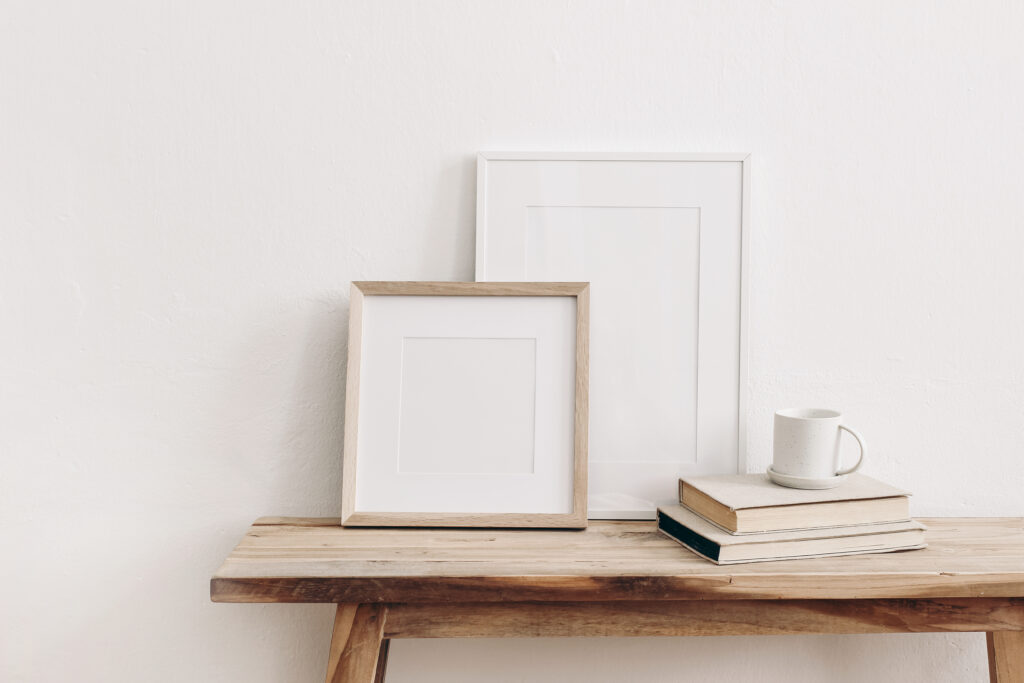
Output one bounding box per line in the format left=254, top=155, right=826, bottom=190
left=770, top=408, right=866, bottom=488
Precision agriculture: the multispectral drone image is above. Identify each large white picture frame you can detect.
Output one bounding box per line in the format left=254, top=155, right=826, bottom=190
left=342, top=281, right=590, bottom=528
left=476, top=152, right=749, bottom=519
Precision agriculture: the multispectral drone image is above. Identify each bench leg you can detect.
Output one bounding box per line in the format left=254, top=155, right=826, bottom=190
left=989, top=632, right=1024, bottom=682
left=325, top=604, right=389, bottom=683
left=374, top=639, right=390, bottom=682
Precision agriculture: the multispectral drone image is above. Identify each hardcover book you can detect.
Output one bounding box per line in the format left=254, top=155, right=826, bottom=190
left=657, top=505, right=926, bottom=564
left=679, top=473, right=911, bottom=534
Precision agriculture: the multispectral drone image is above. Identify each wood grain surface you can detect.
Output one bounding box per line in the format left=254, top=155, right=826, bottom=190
left=324, top=603, right=387, bottom=683
left=383, top=598, right=1024, bottom=638
left=988, top=631, right=1024, bottom=683
left=340, top=284, right=363, bottom=524
left=352, top=281, right=590, bottom=296
left=211, top=517, right=1024, bottom=603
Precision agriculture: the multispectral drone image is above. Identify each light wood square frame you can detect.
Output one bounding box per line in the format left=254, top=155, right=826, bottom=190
left=342, top=281, right=590, bottom=528
left=476, top=152, right=749, bottom=520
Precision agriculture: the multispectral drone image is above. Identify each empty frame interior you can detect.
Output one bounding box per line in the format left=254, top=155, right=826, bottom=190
left=477, top=154, right=748, bottom=519
left=343, top=283, right=588, bottom=527
left=527, top=206, right=700, bottom=464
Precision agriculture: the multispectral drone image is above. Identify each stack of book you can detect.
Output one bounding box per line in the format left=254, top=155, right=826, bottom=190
left=657, top=473, right=926, bottom=564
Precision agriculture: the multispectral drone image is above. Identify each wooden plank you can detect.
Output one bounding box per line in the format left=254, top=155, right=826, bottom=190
left=211, top=518, right=1024, bottom=603
left=212, top=573, right=1024, bottom=605
left=572, top=283, right=589, bottom=526
left=340, top=283, right=363, bottom=525
left=226, top=519, right=1024, bottom=561
left=325, top=604, right=358, bottom=682
left=341, top=511, right=588, bottom=528
left=352, top=281, right=589, bottom=297
left=384, top=599, right=1024, bottom=638
left=325, top=604, right=387, bottom=683
left=989, top=631, right=1024, bottom=683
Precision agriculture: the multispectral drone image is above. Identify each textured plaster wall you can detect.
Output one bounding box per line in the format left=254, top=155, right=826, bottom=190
left=3, top=1, right=1023, bottom=681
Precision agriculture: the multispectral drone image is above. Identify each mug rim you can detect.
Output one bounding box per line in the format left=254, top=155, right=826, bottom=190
left=776, top=407, right=841, bottom=420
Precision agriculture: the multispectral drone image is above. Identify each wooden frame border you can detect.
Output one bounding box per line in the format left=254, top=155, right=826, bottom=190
left=341, top=281, right=590, bottom=528
left=476, top=152, right=750, bottom=519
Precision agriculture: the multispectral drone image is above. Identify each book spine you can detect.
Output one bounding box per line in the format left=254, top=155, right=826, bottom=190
left=657, top=510, right=721, bottom=563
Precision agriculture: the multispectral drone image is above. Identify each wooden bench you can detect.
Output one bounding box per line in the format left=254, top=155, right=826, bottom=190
left=211, top=517, right=1024, bottom=682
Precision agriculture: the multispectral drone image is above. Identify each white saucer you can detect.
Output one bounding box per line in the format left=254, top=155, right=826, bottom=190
left=767, top=466, right=847, bottom=490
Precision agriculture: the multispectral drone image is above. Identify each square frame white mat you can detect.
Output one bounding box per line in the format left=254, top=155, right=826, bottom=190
left=342, top=281, right=590, bottom=528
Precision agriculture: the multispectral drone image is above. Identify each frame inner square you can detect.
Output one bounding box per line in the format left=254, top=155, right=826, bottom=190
left=397, top=336, right=538, bottom=475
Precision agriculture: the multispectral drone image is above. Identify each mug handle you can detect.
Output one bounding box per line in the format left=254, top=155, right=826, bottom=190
left=836, top=425, right=866, bottom=475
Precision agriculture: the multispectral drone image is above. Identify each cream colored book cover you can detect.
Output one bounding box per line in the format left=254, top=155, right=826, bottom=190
left=679, top=473, right=909, bottom=510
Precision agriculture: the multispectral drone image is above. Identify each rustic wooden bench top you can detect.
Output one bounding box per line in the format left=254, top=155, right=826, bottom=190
left=211, top=517, right=1024, bottom=681
left=211, top=517, right=1024, bottom=604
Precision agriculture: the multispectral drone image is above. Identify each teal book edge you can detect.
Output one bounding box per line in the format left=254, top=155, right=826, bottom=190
left=657, top=509, right=720, bottom=562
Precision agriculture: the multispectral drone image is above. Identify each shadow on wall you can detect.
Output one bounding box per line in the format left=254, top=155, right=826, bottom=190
left=275, top=292, right=350, bottom=517
left=214, top=291, right=351, bottom=520
left=422, top=153, right=478, bottom=281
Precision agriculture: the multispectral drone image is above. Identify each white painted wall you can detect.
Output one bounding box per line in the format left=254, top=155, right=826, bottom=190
left=3, top=1, right=1022, bottom=680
